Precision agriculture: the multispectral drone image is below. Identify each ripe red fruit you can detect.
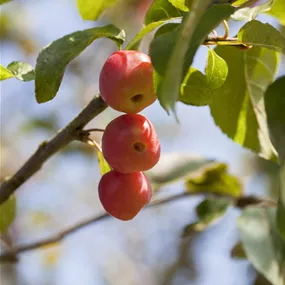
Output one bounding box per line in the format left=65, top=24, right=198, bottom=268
left=102, top=114, right=161, bottom=173
left=98, top=170, right=152, bottom=221
left=99, top=50, right=156, bottom=113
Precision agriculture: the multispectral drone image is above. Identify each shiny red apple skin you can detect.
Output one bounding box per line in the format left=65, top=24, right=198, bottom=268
left=98, top=170, right=152, bottom=221
left=102, top=114, right=161, bottom=173
left=99, top=50, right=156, bottom=113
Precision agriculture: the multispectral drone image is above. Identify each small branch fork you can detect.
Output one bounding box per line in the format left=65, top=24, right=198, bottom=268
left=203, top=20, right=252, bottom=49
left=0, top=95, right=108, bottom=206
left=0, top=192, right=276, bottom=263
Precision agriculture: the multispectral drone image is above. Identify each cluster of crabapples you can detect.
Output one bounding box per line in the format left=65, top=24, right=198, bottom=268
left=98, top=50, right=160, bottom=221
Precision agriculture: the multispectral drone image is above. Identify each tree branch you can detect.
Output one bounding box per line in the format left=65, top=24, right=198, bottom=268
left=0, top=95, right=108, bottom=205
left=0, top=192, right=276, bottom=263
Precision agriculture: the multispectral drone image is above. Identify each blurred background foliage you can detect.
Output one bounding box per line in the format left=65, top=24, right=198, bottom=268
left=0, top=0, right=284, bottom=284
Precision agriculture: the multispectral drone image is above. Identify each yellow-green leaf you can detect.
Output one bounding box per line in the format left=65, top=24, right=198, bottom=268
left=186, top=163, right=242, bottom=197
left=0, top=64, right=14, bottom=81
left=76, top=0, right=117, bottom=21
left=168, top=0, right=189, bottom=11
left=0, top=0, right=12, bottom=4
left=145, top=0, right=185, bottom=25
left=238, top=20, right=285, bottom=54
left=231, top=0, right=274, bottom=21
left=126, top=19, right=180, bottom=51
left=98, top=151, right=111, bottom=175
left=267, top=0, right=285, bottom=26
left=180, top=48, right=228, bottom=106
left=210, top=46, right=279, bottom=161
left=0, top=195, right=16, bottom=233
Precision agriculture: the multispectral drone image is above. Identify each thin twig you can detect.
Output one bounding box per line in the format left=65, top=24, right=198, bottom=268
left=220, top=20, right=229, bottom=40
left=84, top=128, right=105, bottom=133
left=0, top=192, right=276, bottom=263
left=0, top=95, right=108, bottom=205
left=211, top=29, right=218, bottom=36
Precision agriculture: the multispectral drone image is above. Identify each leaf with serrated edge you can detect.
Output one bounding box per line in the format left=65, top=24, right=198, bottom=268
left=35, top=25, right=125, bottom=103
left=210, top=46, right=279, bottom=161
left=238, top=20, right=285, bottom=54
left=180, top=48, right=228, bottom=106
left=238, top=207, right=285, bottom=285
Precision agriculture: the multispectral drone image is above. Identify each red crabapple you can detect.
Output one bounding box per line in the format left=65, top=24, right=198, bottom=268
left=98, top=170, right=152, bottom=221
left=99, top=50, right=156, bottom=113
left=102, top=114, right=160, bottom=173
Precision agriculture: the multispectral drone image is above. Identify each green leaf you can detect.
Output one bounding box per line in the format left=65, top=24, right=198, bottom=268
left=35, top=25, right=125, bottom=103
left=267, top=0, right=285, bottom=26
left=168, top=0, right=189, bottom=11
left=183, top=197, right=230, bottom=236
left=277, top=164, right=285, bottom=240
left=238, top=207, right=285, bottom=285
left=145, top=0, right=185, bottom=25
left=98, top=151, right=111, bottom=175
left=265, top=76, right=285, bottom=163
left=231, top=0, right=274, bottom=21
left=238, top=20, right=285, bottom=54
left=196, top=197, right=230, bottom=223
left=1, top=62, right=35, bottom=82
left=76, top=0, right=117, bottom=21
left=146, top=153, right=215, bottom=190
left=0, top=195, right=16, bottom=233
left=231, top=242, right=247, bottom=259
left=210, top=46, right=279, bottom=161
left=180, top=48, right=228, bottom=106
left=150, top=3, right=235, bottom=115
left=264, top=76, right=285, bottom=240
left=0, top=64, right=14, bottom=81
left=186, top=163, right=242, bottom=197
left=126, top=20, right=175, bottom=51
left=277, top=197, right=285, bottom=240
left=0, top=0, right=12, bottom=4
left=7, top=61, right=35, bottom=81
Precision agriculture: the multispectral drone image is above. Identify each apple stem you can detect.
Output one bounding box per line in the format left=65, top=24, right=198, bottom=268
left=84, top=128, right=105, bottom=133
left=86, top=138, right=103, bottom=153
